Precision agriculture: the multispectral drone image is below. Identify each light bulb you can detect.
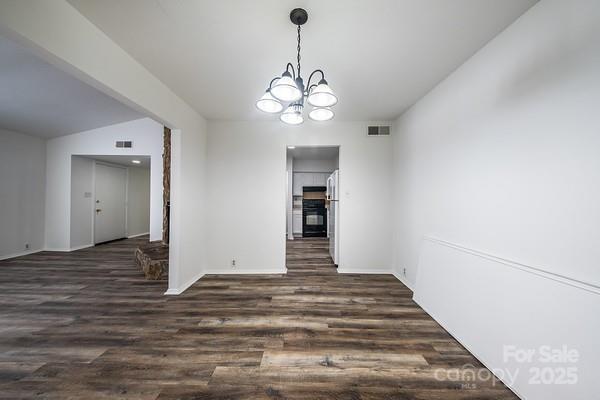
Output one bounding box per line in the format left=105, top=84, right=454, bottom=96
left=307, top=81, right=337, bottom=107
left=280, top=104, right=304, bottom=125
left=308, top=107, right=334, bottom=121
left=256, top=91, right=283, bottom=113
left=271, top=72, right=302, bottom=102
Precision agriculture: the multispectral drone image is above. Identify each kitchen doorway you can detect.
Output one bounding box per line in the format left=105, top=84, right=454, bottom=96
left=285, top=146, right=340, bottom=272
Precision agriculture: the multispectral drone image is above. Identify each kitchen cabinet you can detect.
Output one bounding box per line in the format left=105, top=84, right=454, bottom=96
left=292, top=211, right=303, bottom=234
left=316, top=173, right=329, bottom=186
left=293, top=172, right=331, bottom=195
left=292, top=173, right=304, bottom=195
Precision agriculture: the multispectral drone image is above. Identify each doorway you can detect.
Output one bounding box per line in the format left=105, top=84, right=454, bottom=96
left=285, top=146, right=340, bottom=271
left=70, top=155, right=151, bottom=249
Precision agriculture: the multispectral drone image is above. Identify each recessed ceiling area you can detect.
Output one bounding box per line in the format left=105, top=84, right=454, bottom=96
left=82, top=155, right=151, bottom=168
left=0, top=35, right=144, bottom=138
left=287, top=146, right=339, bottom=161
left=68, top=0, right=537, bottom=121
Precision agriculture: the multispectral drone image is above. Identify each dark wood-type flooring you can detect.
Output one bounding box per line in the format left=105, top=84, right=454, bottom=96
left=0, top=236, right=518, bottom=399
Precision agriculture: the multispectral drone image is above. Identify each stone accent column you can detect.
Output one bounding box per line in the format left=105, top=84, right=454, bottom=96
left=162, top=127, right=171, bottom=244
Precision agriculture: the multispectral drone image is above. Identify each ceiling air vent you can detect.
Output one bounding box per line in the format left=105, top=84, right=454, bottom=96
left=115, top=140, right=133, bottom=148
left=367, top=126, right=390, bottom=136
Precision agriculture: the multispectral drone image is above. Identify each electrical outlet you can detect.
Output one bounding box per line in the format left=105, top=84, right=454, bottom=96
left=231, top=259, right=236, bottom=268
left=403, top=267, right=406, bottom=276
left=25, top=243, right=30, bottom=250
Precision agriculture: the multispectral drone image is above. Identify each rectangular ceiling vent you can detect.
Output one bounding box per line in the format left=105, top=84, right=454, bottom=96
left=115, top=140, right=133, bottom=148
left=367, top=126, right=390, bottom=136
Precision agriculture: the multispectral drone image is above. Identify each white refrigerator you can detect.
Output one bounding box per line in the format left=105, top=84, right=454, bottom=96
left=327, top=170, right=340, bottom=265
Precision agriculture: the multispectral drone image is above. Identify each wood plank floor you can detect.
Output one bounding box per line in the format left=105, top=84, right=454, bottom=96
left=0, top=236, right=518, bottom=399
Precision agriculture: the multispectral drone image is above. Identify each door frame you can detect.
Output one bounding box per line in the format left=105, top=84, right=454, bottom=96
left=284, top=144, right=341, bottom=262
left=92, top=160, right=129, bottom=244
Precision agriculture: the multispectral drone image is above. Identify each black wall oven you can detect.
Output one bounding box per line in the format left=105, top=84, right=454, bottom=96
left=302, top=197, right=327, bottom=237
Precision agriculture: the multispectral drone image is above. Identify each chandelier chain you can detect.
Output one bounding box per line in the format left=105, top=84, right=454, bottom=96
left=296, top=25, right=301, bottom=79
left=255, top=8, right=337, bottom=123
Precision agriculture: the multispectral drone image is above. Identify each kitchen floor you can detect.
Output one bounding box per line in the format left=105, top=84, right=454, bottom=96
left=0, top=237, right=518, bottom=399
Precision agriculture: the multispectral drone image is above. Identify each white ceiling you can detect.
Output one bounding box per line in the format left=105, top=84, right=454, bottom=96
left=0, top=35, right=144, bottom=138
left=288, top=146, right=339, bottom=161
left=83, top=155, right=151, bottom=168
left=68, top=0, right=537, bottom=121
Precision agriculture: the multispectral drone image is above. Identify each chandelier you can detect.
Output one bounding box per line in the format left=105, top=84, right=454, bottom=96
left=256, top=8, right=338, bottom=125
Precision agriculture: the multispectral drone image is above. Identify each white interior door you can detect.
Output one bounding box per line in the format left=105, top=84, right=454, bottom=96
left=94, top=163, right=127, bottom=244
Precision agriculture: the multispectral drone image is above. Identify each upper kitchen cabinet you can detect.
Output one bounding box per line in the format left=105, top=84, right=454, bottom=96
left=292, top=173, right=305, bottom=195
left=293, top=172, right=333, bottom=195
left=316, top=173, right=329, bottom=186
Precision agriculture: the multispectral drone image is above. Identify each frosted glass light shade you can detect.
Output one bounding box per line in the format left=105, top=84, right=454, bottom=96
left=307, top=82, right=337, bottom=107
left=308, top=107, right=334, bottom=121
left=280, top=104, right=304, bottom=125
left=256, top=91, right=283, bottom=113
left=271, top=74, right=302, bottom=102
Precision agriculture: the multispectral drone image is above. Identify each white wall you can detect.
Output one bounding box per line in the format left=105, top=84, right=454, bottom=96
left=0, top=128, right=46, bottom=259
left=127, top=166, right=151, bottom=237
left=392, top=0, right=600, bottom=291
left=293, top=158, right=337, bottom=173
left=46, top=118, right=163, bottom=250
left=69, top=155, right=94, bottom=249
left=206, top=121, right=393, bottom=274
left=392, top=1, right=600, bottom=398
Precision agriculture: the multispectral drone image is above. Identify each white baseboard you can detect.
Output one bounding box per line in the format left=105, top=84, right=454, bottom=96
left=43, top=247, right=72, bottom=252
left=413, top=298, right=525, bottom=400
left=70, top=244, right=94, bottom=251
left=392, top=270, right=414, bottom=291
left=164, top=271, right=205, bottom=295
left=127, top=232, right=150, bottom=239
left=337, top=266, right=393, bottom=274
left=203, top=266, right=288, bottom=275
left=43, top=244, right=93, bottom=252
left=0, top=248, right=43, bottom=261
left=165, top=266, right=288, bottom=295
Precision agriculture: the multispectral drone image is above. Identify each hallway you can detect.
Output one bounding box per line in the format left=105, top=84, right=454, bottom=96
left=286, top=238, right=336, bottom=275
left=0, top=237, right=517, bottom=399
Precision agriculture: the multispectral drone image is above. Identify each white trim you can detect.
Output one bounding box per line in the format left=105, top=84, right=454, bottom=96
left=90, top=158, right=96, bottom=246
left=414, top=298, right=525, bottom=400
left=164, top=271, right=205, bottom=295
left=424, top=236, right=600, bottom=295
left=127, top=232, right=150, bottom=239
left=125, top=166, right=130, bottom=237
left=167, top=129, right=182, bottom=296
left=43, top=247, right=72, bottom=252
left=43, top=245, right=94, bottom=252
left=203, top=266, right=288, bottom=275
left=337, top=267, right=393, bottom=274
left=69, top=243, right=94, bottom=251
left=392, top=270, right=414, bottom=291
left=0, top=248, right=43, bottom=261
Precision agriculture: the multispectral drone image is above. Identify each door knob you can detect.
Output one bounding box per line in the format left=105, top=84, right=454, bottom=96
left=96, top=209, right=102, bottom=213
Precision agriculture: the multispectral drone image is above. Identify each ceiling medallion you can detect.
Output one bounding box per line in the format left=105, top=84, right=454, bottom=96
left=256, top=8, right=338, bottom=125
